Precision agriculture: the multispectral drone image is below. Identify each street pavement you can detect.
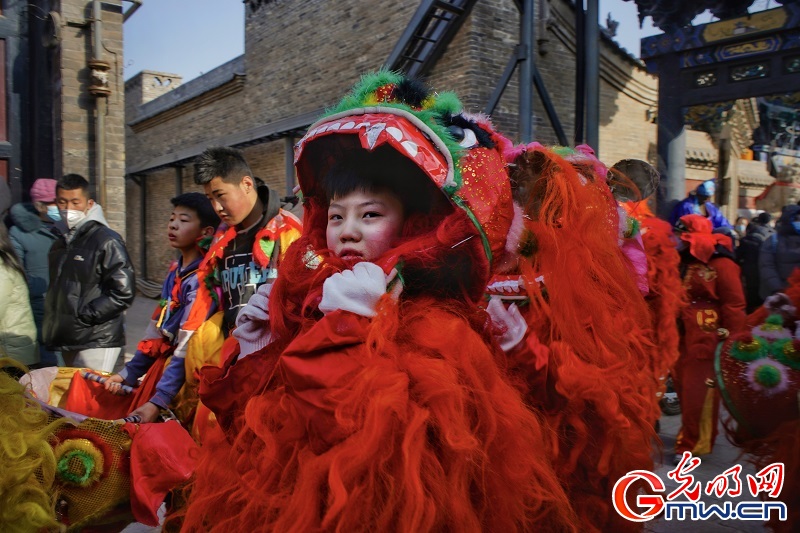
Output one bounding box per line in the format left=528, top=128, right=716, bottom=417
left=645, top=412, right=768, bottom=533
left=114, top=295, right=159, bottom=374
left=119, top=295, right=162, bottom=533
left=117, top=295, right=777, bottom=532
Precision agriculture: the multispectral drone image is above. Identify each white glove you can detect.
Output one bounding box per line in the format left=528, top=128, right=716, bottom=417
left=319, top=262, right=396, bottom=317
left=486, top=296, right=528, bottom=352
left=233, top=283, right=273, bottom=358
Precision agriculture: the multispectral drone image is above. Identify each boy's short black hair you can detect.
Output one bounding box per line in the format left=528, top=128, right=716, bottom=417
left=57, top=173, right=92, bottom=197
left=321, top=146, right=440, bottom=215
left=754, top=212, right=772, bottom=225
left=195, top=146, right=252, bottom=185
left=171, top=192, right=220, bottom=229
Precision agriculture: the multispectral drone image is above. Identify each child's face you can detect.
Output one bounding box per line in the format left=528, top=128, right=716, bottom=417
left=204, top=176, right=256, bottom=227
left=326, top=189, right=405, bottom=263
left=168, top=205, right=205, bottom=250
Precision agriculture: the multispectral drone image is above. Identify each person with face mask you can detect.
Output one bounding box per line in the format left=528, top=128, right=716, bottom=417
left=43, top=174, right=135, bottom=373
left=7, top=179, right=61, bottom=366
left=734, top=216, right=748, bottom=238
left=759, top=204, right=800, bottom=301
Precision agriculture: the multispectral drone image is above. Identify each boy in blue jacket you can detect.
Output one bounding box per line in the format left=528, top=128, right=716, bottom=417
left=104, top=193, right=219, bottom=422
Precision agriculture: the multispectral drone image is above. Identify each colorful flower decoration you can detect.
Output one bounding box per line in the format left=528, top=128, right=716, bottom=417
left=771, top=337, right=800, bottom=370
left=746, top=360, right=791, bottom=395
left=728, top=333, right=767, bottom=362
left=55, top=439, right=105, bottom=487
left=716, top=317, right=800, bottom=439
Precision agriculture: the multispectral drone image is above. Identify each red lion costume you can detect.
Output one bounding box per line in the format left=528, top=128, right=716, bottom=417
left=177, top=72, right=577, bottom=531
left=487, top=144, right=660, bottom=532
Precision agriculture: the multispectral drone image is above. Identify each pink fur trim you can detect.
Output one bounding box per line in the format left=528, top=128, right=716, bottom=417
left=500, top=140, right=546, bottom=164
left=502, top=142, right=526, bottom=163
left=572, top=144, right=608, bottom=181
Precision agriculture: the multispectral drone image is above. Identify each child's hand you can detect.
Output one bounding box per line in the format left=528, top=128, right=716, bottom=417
left=128, top=402, right=161, bottom=424
left=104, top=374, right=129, bottom=395
left=319, top=262, right=393, bottom=317
left=486, top=296, right=528, bottom=352
left=234, top=283, right=273, bottom=358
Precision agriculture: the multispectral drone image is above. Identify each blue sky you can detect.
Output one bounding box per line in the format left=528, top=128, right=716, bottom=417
left=123, top=0, right=245, bottom=81
left=122, top=0, right=773, bottom=83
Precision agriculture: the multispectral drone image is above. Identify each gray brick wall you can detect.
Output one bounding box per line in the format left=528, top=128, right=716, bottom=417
left=60, top=1, right=127, bottom=237
left=126, top=0, right=662, bottom=280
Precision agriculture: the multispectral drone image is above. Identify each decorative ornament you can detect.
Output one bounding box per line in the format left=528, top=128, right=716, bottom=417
left=771, top=338, right=800, bottom=370
left=717, top=318, right=800, bottom=439
left=54, top=439, right=105, bottom=487
left=746, top=360, right=790, bottom=394
left=752, top=314, right=793, bottom=341
left=729, top=333, right=766, bottom=362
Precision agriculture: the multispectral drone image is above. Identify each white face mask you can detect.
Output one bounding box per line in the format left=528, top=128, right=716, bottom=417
left=62, top=209, right=87, bottom=229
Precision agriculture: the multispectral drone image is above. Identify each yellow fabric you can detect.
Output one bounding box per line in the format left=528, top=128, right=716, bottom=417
left=184, top=310, right=225, bottom=385
left=50, top=367, right=87, bottom=408
left=173, top=311, right=225, bottom=423
left=279, top=227, right=303, bottom=262
left=692, top=387, right=716, bottom=455
left=156, top=303, right=170, bottom=329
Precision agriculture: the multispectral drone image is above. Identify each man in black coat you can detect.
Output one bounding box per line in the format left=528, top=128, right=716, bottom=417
left=737, top=212, right=774, bottom=313
left=43, top=174, right=135, bottom=372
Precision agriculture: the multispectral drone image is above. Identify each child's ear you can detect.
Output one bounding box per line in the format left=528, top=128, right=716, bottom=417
left=241, top=175, right=255, bottom=192
left=201, top=226, right=215, bottom=237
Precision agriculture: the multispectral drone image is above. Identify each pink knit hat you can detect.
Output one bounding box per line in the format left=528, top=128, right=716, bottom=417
left=30, top=178, right=58, bottom=203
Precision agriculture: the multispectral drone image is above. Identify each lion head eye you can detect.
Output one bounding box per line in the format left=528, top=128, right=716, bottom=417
left=447, top=125, right=478, bottom=148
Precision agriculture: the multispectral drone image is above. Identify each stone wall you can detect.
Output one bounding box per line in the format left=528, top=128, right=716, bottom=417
left=60, top=0, right=126, bottom=236
left=240, top=0, right=418, bottom=124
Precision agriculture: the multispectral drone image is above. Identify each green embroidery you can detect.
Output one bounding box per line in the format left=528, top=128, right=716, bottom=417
left=56, top=450, right=96, bottom=486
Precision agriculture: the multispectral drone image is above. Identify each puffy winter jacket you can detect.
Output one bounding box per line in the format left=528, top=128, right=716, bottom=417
left=669, top=194, right=732, bottom=229
left=759, top=204, right=800, bottom=299
left=0, top=262, right=38, bottom=365
left=43, top=204, right=135, bottom=351
left=8, top=203, right=58, bottom=324
left=737, top=222, right=774, bottom=311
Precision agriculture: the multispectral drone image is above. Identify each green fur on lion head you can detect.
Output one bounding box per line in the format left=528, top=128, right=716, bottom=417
left=325, top=70, right=468, bottom=193
left=297, top=70, right=515, bottom=268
